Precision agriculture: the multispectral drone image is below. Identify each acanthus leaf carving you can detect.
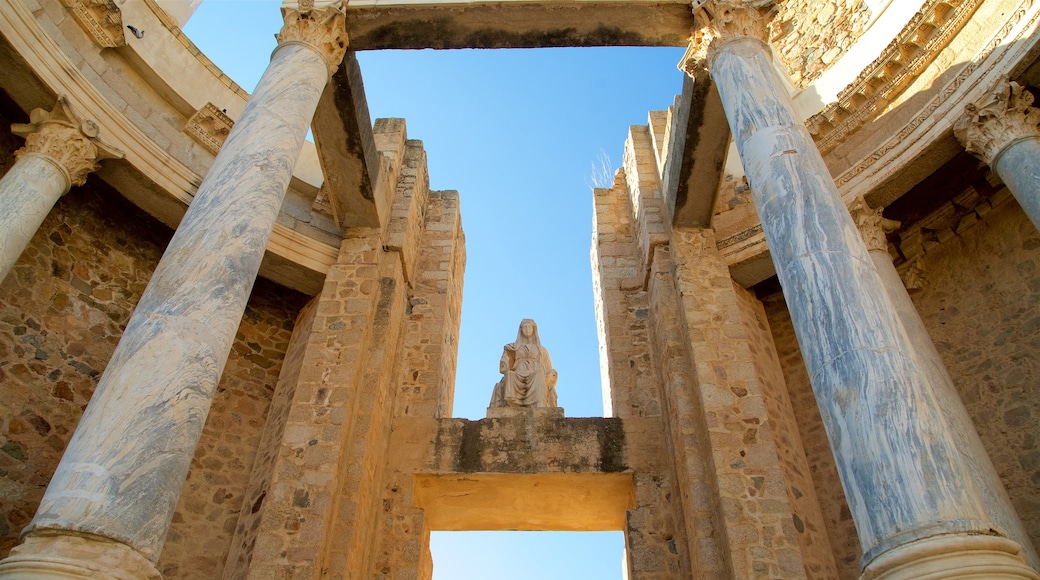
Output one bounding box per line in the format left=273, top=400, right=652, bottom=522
left=276, top=1, right=349, bottom=77
left=955, top=79, right=1040, bottom=167
left=848, top=195, right=900, bottom=253
left=12, top=97, right=123, bottom=188
left=679, top=1, right=777, bottom=75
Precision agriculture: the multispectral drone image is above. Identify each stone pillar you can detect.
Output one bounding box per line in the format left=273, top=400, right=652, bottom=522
left=681, top=2, right=1039, bottom=578
left=0, top=4, right=347, bottom=579
left=850, top=196, right=1038, bottom=571
left=0, top=97, right=119, bottom=283
left=956, top=80, right=1040, bottom=231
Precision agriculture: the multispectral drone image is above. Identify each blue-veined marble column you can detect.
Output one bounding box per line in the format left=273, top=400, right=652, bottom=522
left=0, top=98, right=120, bottom=283
left=683, top=2, right=1039, bottom=578
left=957, top=80, right=1040, bottom=231
left=0, top=3, right=348, bottom=579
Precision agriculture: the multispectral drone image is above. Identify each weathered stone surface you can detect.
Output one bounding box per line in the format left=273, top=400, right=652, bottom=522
left=706, top=28, right=1036, bottom=577
left=10, top=26, right=333, bottom=569
left=0, top=97, right=120, bottom=282
left=0, top=181, right=303, bottom=578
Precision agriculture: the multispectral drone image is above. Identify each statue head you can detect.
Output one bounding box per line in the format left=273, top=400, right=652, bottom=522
left=516, top=318, right=539, bottom=343
left=520, top=319, right=535, bottom=338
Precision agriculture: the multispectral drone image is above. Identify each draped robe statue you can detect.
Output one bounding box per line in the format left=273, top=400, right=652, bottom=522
left=489, top=319, right=558, bottom=408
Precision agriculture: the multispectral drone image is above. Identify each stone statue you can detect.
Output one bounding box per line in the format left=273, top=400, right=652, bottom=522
left=489, top=319, right=558, bottom=408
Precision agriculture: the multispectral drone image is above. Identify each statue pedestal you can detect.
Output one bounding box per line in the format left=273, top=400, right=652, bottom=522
left=485, top=406, right=564, bottom=419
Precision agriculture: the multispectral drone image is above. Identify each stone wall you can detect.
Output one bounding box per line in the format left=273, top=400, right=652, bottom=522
left=159, top=277, right=305, bottom=577
left=0, top=175, right=305, bottom=577
left=0, top=180, right=167, bottom=557
left=770, top=0, right=871, bottom=88
left=760, top=290, right=862, bottom=579
left=593, top=114, right=844, bottom=578
left=900, top=188, right=1040, bottom=553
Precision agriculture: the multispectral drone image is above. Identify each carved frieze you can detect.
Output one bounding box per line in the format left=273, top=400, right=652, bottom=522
left=12, top=97, right=122, bottom=188
left=806, top=0, right=983, bottom=154
left=60, top=0, right=125, bottom=48
left=184, top=103, right=234, bottom=155
left=276, top=1, right=349, bottom=76
left=954, top=80, right=1040, bottom=166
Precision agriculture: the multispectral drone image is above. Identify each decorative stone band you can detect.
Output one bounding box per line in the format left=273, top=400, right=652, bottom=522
left=861, top=533, right=1040, bottom=580
left=11, top=97, right=122, bottom=189
left=679, top=0, right=776, bottom=74
left=276, top=1, right=349, bottom=78
left=848, top=195, right=900, bottom=253
left=955, top=79, right=1040, bottom=168
left=0, top=534, right=161, bottom=580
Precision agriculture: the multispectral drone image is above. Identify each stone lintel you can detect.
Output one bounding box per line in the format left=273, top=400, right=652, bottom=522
left=311, top=51, right=381, bottom=229
left=662, top=71, right=730, bottom=228
left=340, top=1, right=695, bottom=50
left=414, top=472, right=634, bottom=531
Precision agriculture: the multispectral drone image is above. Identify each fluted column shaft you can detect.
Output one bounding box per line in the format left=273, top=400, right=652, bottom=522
left=0, top=98, right=119, bottom=282
left=0, top=4, right=347, bottom=578
left=956, top=80, right=1040, bottom=231
left=685, top=3, right=1038, bottom=576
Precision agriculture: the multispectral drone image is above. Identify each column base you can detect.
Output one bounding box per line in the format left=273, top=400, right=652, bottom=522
left=861, top=534, right=1040, bottom=580
left=0, top=533, right=160, bottom=580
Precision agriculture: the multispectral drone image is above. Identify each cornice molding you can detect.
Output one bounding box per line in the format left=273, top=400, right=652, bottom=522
left=806, top=0, right=984, bottom=154
left=2, top=0, right=337, bottom=280
left=142, top=0, right=249, bottom=101
left=833, top=0, right=1040, bottom=192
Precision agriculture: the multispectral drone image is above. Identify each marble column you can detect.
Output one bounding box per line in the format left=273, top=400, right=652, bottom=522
left=0, top=3, right=347, bottom=579
left=681, top=2, right=1039, bottom=578
left=956, top=80, right=1040, bottom=231
left=0, top=97, right=120, bottom=283
left=850, top=196, right=1038, bottom=572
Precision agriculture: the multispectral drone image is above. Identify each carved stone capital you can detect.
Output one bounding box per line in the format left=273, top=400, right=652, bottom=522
left=60, top=0, right=125, bottom=48
left=276, top=1, right=349, bottom=76
left=848, top=196, right=900, bottom=253
left=955, top=79, right=1040, bottom=167
left=679, top=0, right=776, bottom=75
left=12, top=97, right=123, bottom=188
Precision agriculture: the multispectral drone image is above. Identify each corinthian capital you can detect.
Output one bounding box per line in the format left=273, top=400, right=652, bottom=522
left=679, top=0, right=776, bottom=75
left=848, top=196, right=899, bottom=253
left=276, top=1, right=349, bottom=76
left=12, top=97, right=122, bottom=188
left=954, top=79, right=1040, bottom=167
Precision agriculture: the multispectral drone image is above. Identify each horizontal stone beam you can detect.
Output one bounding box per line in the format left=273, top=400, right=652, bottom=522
left=311, top=51, right=381, bottom=229
left=340, top=1, right=695, bottom=49
left=662, top=70, right=730, bottom=228
left=415, top=473, right=634, bottom=531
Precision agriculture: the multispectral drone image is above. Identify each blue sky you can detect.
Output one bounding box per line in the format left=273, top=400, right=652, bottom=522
left=185, top=2, right=686, bottom=577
